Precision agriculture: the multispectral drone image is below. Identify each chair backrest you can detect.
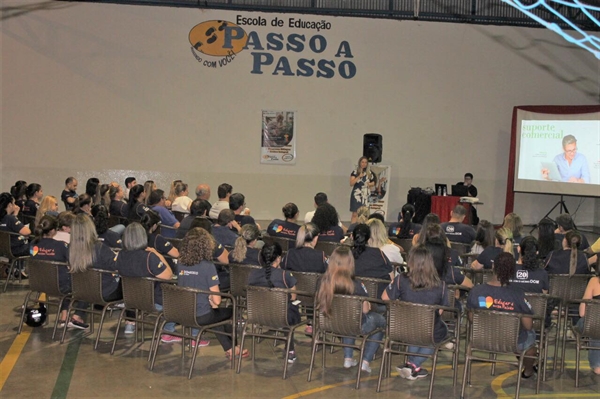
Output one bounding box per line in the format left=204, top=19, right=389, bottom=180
left=450, top=242, right=470, bottom=256
left=389, top=237, right=413, bottom=253
left=161, top=283, right=201, bottom=327
left=442, top=285, right=459, bottom=322
left=314, top=241, right=342, bottom=256
left=108, top=215, right=128, bottom=228
left=355, top=276, right=390, bottom=299
left=172, top=211, right=187, bottom=222
left=524, top=292, right=549, bottom=332
left=581, top=300, right=600, bottom=339
left=0, top=231, right=17, bottom=259
left=292, top=271, right=321, bottom=306
left=121, top=276, right=159, bottom=314
left=228, top=263, right=262, bottom=299
left=548, top=274, right=590, bottom=303
left=470, top=309, right=521, bottom=353
left=166, top=237, right=182, bottom=250
left=261, top=235, right=294, bottom=252
left=246, top=286, right=290, bottom=328
left=26, top=258, right=68, bottom=297
left=71, top=269, right=108, bottom=305
left=317, top=294, right=364, bottom=336
left=388, top=301, right=436, bottom=346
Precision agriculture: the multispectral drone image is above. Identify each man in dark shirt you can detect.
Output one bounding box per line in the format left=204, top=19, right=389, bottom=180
left=441, top=205, right=476, bottom=244
left=554, top=213, right=590, bottom=250
left=61, top=177, right=78, bottom=211
left=455, top=173, right=478, bottom=225
left=212, top=209, right=240, bottom=247
left=177, top=199, right=212, bottom=239
left=230, top=193, right=261, bottom=229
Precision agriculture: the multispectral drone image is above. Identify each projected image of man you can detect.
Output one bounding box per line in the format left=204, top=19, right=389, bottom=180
left=542, top=135, right=590, bottom=183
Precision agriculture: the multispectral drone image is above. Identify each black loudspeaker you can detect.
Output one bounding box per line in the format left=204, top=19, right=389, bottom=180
left=363, top=133, right=383, bottom=163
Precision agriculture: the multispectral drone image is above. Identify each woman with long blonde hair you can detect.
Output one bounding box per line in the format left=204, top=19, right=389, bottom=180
left=316, top=246, right=385, bottom=373
left=34, top=195, right=59, bottom=228
left=471, top=227, right=513, bottom=270
left=367, top=218, right=403, bottom=264
left=229, top=224, right=261, bottom=265
left=349, top=156, right=375, bottom=224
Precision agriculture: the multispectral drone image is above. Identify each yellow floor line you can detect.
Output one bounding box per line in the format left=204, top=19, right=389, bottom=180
left=0, top=328, right=31, bottom=391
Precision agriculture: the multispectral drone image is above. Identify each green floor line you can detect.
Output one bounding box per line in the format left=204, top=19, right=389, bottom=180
left=50, top=337, right=82, bottom=399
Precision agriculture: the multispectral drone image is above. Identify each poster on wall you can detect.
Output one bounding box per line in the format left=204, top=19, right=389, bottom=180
left=367, top=165, right=391, bottom=218
left=261, top=110, right=296, bottom=165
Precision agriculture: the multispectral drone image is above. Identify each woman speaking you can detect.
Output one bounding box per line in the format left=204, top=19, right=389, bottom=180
left=349, top=156, right=375, bottom=224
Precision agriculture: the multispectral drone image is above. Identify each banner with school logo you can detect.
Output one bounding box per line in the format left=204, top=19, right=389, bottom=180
left=367, top=164, right=391, bottom=218
left=261, top=110, right=296, bottom=165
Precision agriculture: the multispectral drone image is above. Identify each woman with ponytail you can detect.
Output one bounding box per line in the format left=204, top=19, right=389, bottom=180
left=352, top=224, right=393, bottom=298
left=281, top=223, right=327, bottom=273
left=509, top=236, right=549, bottom=293
left=545, top=230, right=590, bottom=275
left=389, top=203, right=421, bottom=239
left=126, top=184, right=149, bottom=223
left=471, top=227, right=513, bottom=270
left=248, top=243, right=300, bottom=363
left=0, top=192, right=31, bottom=256
left=467, top=252, right=537, bottom=379
left=229, top=224, right=261, bottom=265
left=22, top=183, right=43, bottom=217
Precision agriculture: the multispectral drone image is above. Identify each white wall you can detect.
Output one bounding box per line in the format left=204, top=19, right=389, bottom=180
left=1, top=0, right=599, bottom=225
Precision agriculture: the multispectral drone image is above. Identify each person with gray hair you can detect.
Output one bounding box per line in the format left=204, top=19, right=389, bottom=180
left=195, top=184, right=211, bottom=201
left=542, top=134, right=590, bottom=183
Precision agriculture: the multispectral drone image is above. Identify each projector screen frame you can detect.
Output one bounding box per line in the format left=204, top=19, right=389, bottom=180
left=505, top=105, right=600, bottom=216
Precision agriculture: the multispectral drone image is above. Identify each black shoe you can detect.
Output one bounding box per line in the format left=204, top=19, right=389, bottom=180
left=521, top=365, right=538, bottom=379
left=67, top=319, right=89, bottom=330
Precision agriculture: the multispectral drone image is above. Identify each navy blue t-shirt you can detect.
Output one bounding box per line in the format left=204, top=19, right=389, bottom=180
left=30, top=237, right=70, bottom=292
left=318, top=225, right=345, bottom=242
left=115, top=249, right=169, bottom=305
left=509, top=265, right=549, bottom=293
left=354, top=247, right=392, bottom=297
left=178, top=260, right=220, bottom=317
left=229, top=246, right=261, bottom=266
left=266, top=219, right=300, bottom=240
left=441, top=222, right=476, bottom=244
left=388, top=223, right=422, bottom=238
left=248, top=267, right=297, bottom=289
left=212, top=225, right=238, bottom=247
left=0, top=214, right=29, bottom=255
left=545, top=249, right=590, bottom=275
left=109, top=200, right=128, bottom=218
left=61, top=190, right=77, bottom=211
left=476, top=246, right=504, bottom=269
left=282, top=247, right=327, bottom=273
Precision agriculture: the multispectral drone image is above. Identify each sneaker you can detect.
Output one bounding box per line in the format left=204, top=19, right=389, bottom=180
left=521, top=365, right=538, bottom=379
left=304, top=325, right=313, bottom=335
left=160, top=334, right=183, bottom=343
left=67, top=319, right=89, bottom=330
left=361, top=360, right=372, bottom=373
left=287, top=351, right=297, bottom=364
left=124, top=323, right=135, bottom=334
left=344, top=358, right=358, bottom=368
left=190, top=339, right=210, bottom=348
left=397, top=365, right=413, bottom=379
left=399, top=363, right=428, bottom=380
left=443, top=341, right=455, bottom=350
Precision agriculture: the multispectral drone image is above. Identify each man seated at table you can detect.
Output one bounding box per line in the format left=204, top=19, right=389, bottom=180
left=455, top=172, right=479, bottom=225
left=441, top=205, right=476, bottom=244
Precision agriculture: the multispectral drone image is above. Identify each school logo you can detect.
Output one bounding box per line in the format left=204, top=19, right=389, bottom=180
left=30, top=246, right=38, bottom=256
left=446, top=226, right=455, bottom=233
left=516, top=270, right=528, bottom=279
left=478, top=296, right=494, bottom=309
left=271, top=224, right=283, bottom=233
left=179, top=270, right=184, bottom=275
left=392, top=227, right=400, bottom=235
left=189, top=20, right=247, bottom=69
left=212, top=275, right=219, bottom=280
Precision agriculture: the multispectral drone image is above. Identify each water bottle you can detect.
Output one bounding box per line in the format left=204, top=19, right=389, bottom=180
left=443, top=186, right=447, bottom=196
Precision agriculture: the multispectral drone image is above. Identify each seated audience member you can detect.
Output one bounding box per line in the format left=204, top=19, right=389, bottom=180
left=109, top=185, right=128, bottom=218
left=69, top=214, right=120, bottom=302
left=61, top=177, right=78, bottom=211
left=0, top=192, right=32, bottom=257
left=367, top=218, right=403, bottom=264
left=554, top=213, right=590, bottom=250
left=92, top=205, right=122, bottom=248
left=115, top=223, right=177, bottom=342
left=346, top=206, right=369, bottom=235
left=509, top=236, right=548, bottom=293
left=11, top=181, right=28, bottom=209
left=34, top=195, right=59, bottom=228
left=545, top=230, right=590, bottom=275
left=31, top=215, right=89, bottom=329
left=503, top=212, right=525, bottom=246
left=99, top=184, right=112, bottom=209
left=212, top=209, right=240, bottom=247
left=229, top=224, right=261, bottom=265
left=318, top=246, right=386, bottom=373
left=126, top=184, right=149, bottom=224
left=73, top=194, right=93, bottom=218
left=388, top=203, right=421, bottom=239
left=267, top=202, right=300, bottom=239
left=440, top=205, right=476, bottom=245
left=352, top=224, right=393, bottom=298
left=574, top=269, right=600, bottom=376
left=312, top=203, right=345, bottom=243
left=382, top=245, right=450, bottom=380
left=229, top=193, right=260, bottom=229
left=426, top=237, right=473, bottom=288
left=369, top=213, right=385, bottom=223
left=141, top=210, right=179, bottom=259
left=304, top=192, right=328, bottom=224
left=123, top=177, right=136, bottom=202
left=209, top=183, right=233, bottom=219
left=171, top=182, right=193, bottom=213
left=471, top=227, right=513, bottom=270
left=467, top=252, right=537, bottom=378
left=22, top=183, right=43, bottom=217
left=418, top=223, right=461, bottom=267
left=195, top=183, right=211, bottom=201
left=85, top=178, right=101, bottom=205
left=142, top=180, right=156, bottom=206
left=537, top=218, right=558, bottom=260
left=54, top=211, right=75, bottom=244
left=176, top=199, right=212, bottom=239
left=470, top=220, right=494, bottom=255
left=148, top=189, right=180, bottom=238
left=166, top=179, right=182, bottom=206
left=413, top=213, right=441, bottom=246
left=177, top=227, right=244, bottom=355
left=248, top=243, right=300, bottom=363
left=281, top=223, right=327, bottom=273
left=586, top=237, right=600, bottom=266
left=187, top=218, right=229, bottom=265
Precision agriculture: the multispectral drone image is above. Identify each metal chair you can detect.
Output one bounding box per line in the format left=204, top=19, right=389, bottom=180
left=18, top=259, right=71, bottom=340
left=445, top=284, right=467, bottom=375
left=108, top=215, right=128, bottom=228
left=60, top=268, right=124, bottom=349
left=228, top=263, right=261, bottom=308
left=111, top=276, right=173, bottom=358
left=524, top=292, right=550, bottom=381
left=291, top=271, right=321, bottom=314
left=314, top=241, right=343, bottom=256
left=376, top=301, right=457, bottom=398
left=172, top=211, right=187, bottom=222
left=389, top=237, right=413, bottom=254
left=548, top=274, right=590, bottom=372
left=150, top=284, right=237, bottom=379
left=1, top=231, right=30, bottom=292
left=450, top=242, right=470, bottom=256
left=165, top=237, right=182, bottom=250
left=459, top=267, right=493, bottom=285
left=355, top=276, right=390, bottom=299
left=307, top=294, right=385, bottom=389
left=573, top=299, right=600, bottom=387
left=261, top=235, right=294, bottom=252
left=236, top=286, right=308, bottom=379
left=461, top=309, right=542, bottom=399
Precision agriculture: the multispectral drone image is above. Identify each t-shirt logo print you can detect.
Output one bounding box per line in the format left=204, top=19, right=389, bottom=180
left=516, top=270, right=528, bottom=279
left=478, top=296, right=494, bottom=308
left=271, top=224, right=283, bottom=233
left=446, top=226, right=455, bottom=233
